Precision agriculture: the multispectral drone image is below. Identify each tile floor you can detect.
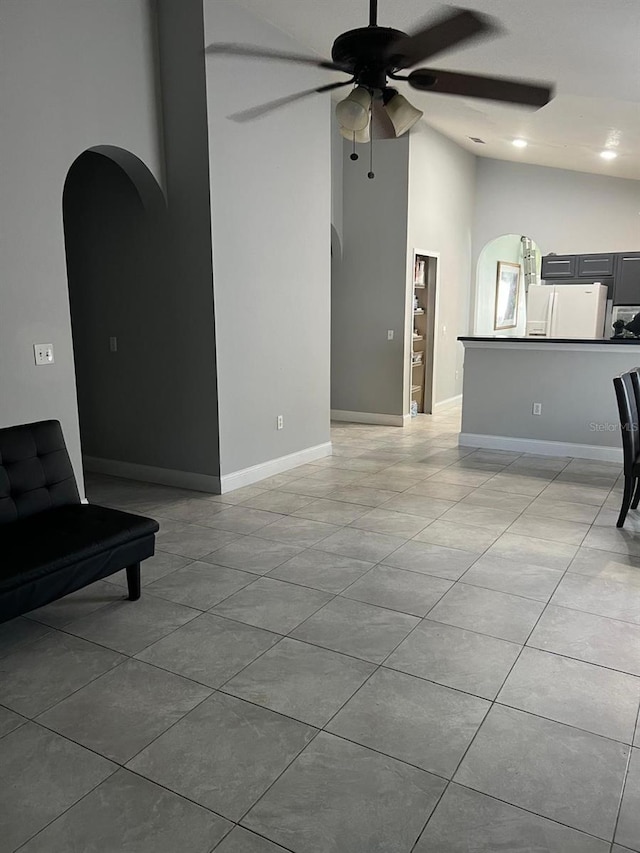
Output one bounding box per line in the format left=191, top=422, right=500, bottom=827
left=1, top=406, right=639, bottom=852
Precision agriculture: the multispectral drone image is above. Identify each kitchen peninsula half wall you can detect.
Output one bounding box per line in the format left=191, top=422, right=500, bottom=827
left=458, top=337, right=640, bottom=463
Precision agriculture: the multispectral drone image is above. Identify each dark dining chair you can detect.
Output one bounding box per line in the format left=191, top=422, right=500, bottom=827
left=613, top=371, right=640, bottom=527
left=629, top=367, right=640, bottom=511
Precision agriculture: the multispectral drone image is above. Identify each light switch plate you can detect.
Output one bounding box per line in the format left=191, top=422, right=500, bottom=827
left=34, top=343, right=54, bottom=365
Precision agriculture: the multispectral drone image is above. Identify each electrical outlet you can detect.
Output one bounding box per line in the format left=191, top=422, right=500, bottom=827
left=387, top=330, right=394, bottom=341
left=455, top=370, right=459, bottom=380
left=34, top=343, right=54, bottom=365
left=277, top=415, right=284, bottom=430
left=532, top=402, right=542, bottom=416
left=109, top=336, right=118, bottom=353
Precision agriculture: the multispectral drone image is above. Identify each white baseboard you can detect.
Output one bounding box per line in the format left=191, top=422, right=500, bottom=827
left=433, top=394, right=463, bottom=412
left=459, top=433, right=623, bottom=463
left=220, top=441, right=332, bottom=493
left=331, top=410, right=407, bottom=427
left=83, top=456, right=222, bottom=494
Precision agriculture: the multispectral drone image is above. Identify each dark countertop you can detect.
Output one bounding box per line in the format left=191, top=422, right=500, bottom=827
left=458, top=336, right=640, bottom=345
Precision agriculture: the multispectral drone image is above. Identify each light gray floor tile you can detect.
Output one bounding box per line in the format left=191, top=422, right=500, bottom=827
left=146, top=561, right=256, bottom=610
left=415, top=783, right=610, bottom=853
left=292, top=498, right=370, bottom=525
left=314, top=527, right=407, bottom=562
left=257, top=472, right=308, bottom=489
left=0, top=705, right=26, bottom=738
left=427, top=583, right=545, bottom=643
left=455, top=704, right=629, bottom=840
left=429, top=469, right=495, bottom=487
left=525, top=497, right=600, bottom=524
left=382, top=540, right=478, bottom=580
left=506, top=454, right=570, bottom=475
left=242, top=732, right=446, bottom=853
left=20, top=769, right=231, bottom=853
left=349, top=507, right=430, bottom=538
left=0, top=616, right=51, bottom=659
left=203, top=506, right=284, bottom=534
left=356, top=472, right=425, bottom=492
left=460, top=488, right=534, bottom=512
left=529, top=605, right=640, bottom=675
left=65, top=594, right=200, bottom=656
left=257, top=516, right=340, bottom=547
left=201, top=536, right=303, bottom=574
left=106, top=551, right=193, bottom=589
left=439, top=503, right=520, bottom=534
left=327, top=668, right=489, bottom=777
left=0, top=722, right=115, bottom=851
left=278, top=477, right=337, bottom=498
left=507, top=515, right=591, bottom=546
left=405, top=480, right=475, bottom=500
left=616, top=748, right=640, bottom=851
left=136, top=613, right=280, bottom=687
left=482, top=472, right=550, bottom=496
left=551, top=572, right=640, bottom=625
left=240, top=490, right=315, bottom=514
left=583, top=526, right=640, bottom=557
left=149, top=497, right=226, bottom=526
left=128, top=692, right=315, bottom=821
left=291, top=597, right=419, bottom=663
left=324, top=484, right=400, bottom=507
left=0, top=632, right=124, bottom=716
left=25, top=581, right=122, bottom=629
left=540, top=481, right=612, bottom=506
left=485, top=532, right=577, bottom=570
left=208, top=485, right=270, bottom=505
left=342, top=565, right=452, bottom=617
left=386, top=619, right=521, bottom=700
left=38, top=659, right=211, bottom=763
left=414, top=520, right=499, bottom=552
left=461, top=554, right=563, bottom=601
left=268, top=549, right=374, bottom=593
left=215, top=827, right=289, bottom=853
left=210, top=577, right=332, bottom=633
left=224, top=638, right=375, bottom=726
left=568, top=547, right=640, bottom=584
left=498, top=647, right=640, bottom=743
left=594, top=508, right=640, bottom=530
left=377, top=493, right=456, bottom=519
left=156, top=518, right=240, bottom=558
left=306, top=469, right=367, bottom=486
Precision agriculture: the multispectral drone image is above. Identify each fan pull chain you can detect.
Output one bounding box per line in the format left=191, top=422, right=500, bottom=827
left=350, top=132, right=358, bottom=161
left=368, top=119, right=375, bottom=179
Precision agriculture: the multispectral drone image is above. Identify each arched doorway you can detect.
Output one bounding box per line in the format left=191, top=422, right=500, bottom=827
left=63, top=146, right=170, bottom=472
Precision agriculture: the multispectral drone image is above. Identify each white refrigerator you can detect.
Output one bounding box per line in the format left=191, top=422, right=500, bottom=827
left=526, top=283, right=608, bottom=338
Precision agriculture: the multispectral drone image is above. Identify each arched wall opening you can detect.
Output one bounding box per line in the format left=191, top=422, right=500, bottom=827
left=63, top=146, right=175, bottom=472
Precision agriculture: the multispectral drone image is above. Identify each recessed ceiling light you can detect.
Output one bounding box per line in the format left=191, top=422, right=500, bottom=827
left=512, top=138, right=528, bottom=148
left=600, top=150, right=617, bottom=160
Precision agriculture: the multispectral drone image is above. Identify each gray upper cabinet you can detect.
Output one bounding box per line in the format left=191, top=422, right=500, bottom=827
left=577, top=253, right=615, bottom=277
left=614, top=253, right=640, bottom=305
left=541, top=255, right=576, bottom=278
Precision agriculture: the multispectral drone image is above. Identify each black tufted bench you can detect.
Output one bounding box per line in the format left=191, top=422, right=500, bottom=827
left=0, top=419, right=159, bottom=624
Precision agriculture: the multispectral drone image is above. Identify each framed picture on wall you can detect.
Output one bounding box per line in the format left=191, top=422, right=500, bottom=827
left=494, top=261, right=521, bottom=330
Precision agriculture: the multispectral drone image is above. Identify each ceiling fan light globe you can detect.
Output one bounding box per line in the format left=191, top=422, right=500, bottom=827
left=383, top=92, right=424, bottom=137
left=339, top=123, right=371, bottom=144
left=335, top=86, right=372, bottom=132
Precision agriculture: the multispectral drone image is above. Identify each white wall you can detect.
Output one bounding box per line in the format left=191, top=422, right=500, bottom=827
left=474, top=235, right=541, bottom=337
left=204, top=2, right=332, bottom=478
left=408, top=123, right=477, bottom=406
left=0, top=0, right=163, bottom=490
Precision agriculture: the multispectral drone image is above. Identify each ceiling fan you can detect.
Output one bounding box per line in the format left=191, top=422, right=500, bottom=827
left=206, top=1, right=554, bottom=174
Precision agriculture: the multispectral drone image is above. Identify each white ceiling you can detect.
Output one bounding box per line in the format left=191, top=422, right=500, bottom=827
left=233, top=0, right=640, bottom=179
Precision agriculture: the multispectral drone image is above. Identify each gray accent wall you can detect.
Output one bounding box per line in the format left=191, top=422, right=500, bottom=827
left=0, top=0, right=164, bottom=492
left=331, top=137, right=410, bottom=416
left=203, top=1, right=332, bottom=477
left=408, top=124, right=477, bottom=406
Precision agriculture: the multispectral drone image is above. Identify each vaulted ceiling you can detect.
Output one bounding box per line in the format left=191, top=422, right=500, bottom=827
left=233, top=0, right=640, bottom=179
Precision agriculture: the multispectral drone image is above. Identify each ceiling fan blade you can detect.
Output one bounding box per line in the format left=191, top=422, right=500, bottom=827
left=387, top=7, right=500, bottom=70
left=228, top=80, right=354, bottom=123
left=206, top=42, right=347, bottom=72
left=408, top=68, right=554, bottom=107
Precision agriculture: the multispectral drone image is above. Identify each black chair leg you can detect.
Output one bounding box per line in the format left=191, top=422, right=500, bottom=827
left=126, top=563, right=141, bottom=600
left=631, top=478, right=640, bottom=510
left=617, top=476, right=634, bottom=527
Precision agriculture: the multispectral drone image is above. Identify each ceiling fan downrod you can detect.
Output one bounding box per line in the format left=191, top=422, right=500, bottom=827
left=369, top=0, right=378, bottom=27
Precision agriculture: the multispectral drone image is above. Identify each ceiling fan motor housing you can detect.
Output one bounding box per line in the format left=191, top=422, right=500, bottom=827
left=331, top=27, right=407, bottom=91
